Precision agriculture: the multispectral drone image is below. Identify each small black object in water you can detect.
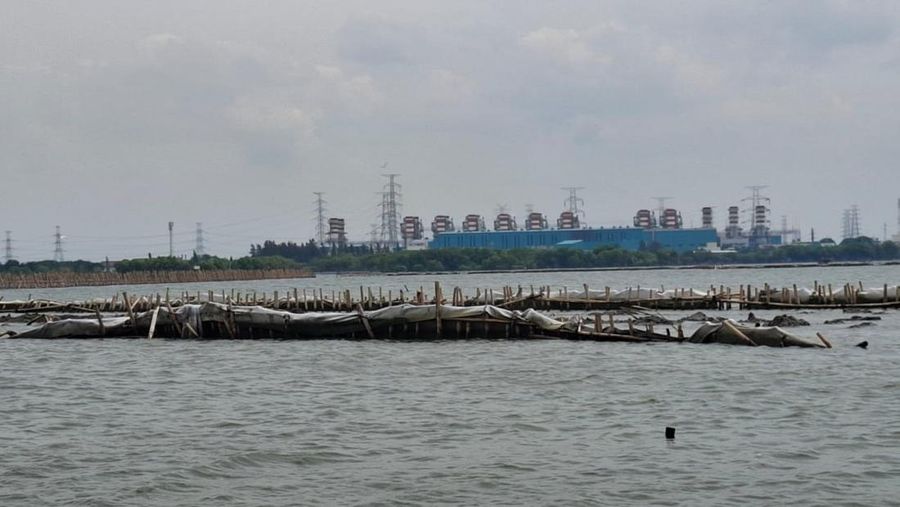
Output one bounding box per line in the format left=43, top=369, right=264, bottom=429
left=856, top=341, right=868, bottom=349
left=665, top=427, right=676, bottom=439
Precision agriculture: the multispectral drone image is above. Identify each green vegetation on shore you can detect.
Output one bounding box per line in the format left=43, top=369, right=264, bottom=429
left=2, top=237, right=896, bottom=275
left=302, top=237, right=899, bottom=272
left=0, top=254, right=299, bottom=275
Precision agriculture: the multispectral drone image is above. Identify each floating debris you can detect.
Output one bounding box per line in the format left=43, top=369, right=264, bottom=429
left=824, top=316, right=882, bottom=325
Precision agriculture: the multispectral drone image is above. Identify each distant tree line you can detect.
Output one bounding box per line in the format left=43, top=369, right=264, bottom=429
left=301, top=236, right=900, bottom=273
left=2, top=237, right=896, bottom=275
left=249, top=239, right=391, bottom=263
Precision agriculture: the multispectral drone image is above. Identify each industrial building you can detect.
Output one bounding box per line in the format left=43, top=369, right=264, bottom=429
left=429, top=225, right=718, bottom=253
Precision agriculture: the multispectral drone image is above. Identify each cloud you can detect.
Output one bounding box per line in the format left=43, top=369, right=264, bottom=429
left=226, top=95, right=317, bottom=135
left=520, top=27, right=611, bottom=66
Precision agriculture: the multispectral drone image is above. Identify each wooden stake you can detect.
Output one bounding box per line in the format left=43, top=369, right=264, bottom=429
left=435, top=281, right=443, bottom=339
left=723, top=320, right=757, bottom=346
left=816, top=332, right=832, bottom=349
left=147, top=305, right=160, bottom=339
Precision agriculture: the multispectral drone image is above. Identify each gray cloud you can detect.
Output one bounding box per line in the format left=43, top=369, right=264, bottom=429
left=2, top=0, right=899, bottom=260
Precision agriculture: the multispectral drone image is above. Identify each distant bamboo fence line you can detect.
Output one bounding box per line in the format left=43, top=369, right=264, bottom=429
left=0, top=269, right=313, bottom=289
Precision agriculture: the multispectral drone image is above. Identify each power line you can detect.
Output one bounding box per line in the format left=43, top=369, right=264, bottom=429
left=313, top=192, right=327, bottom=245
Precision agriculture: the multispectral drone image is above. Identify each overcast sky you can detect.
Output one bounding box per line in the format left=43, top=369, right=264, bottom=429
left=3, top=1, right=899, bottom=261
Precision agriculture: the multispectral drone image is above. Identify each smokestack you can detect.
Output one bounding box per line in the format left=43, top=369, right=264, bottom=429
left=701, top=207, right=713, bottom=229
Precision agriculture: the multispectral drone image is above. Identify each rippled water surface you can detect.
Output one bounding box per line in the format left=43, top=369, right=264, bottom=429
left=2, top=265, right=900, bottom=505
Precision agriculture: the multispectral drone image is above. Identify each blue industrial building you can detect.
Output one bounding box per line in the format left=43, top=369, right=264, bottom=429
left=428, top=227, right=719, bottom=253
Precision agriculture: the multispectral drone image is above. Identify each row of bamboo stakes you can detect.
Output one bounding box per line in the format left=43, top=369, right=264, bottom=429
left=3, top=279, right=899, bottom=315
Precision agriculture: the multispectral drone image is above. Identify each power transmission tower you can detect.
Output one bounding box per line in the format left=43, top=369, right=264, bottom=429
left=3, top=230, right=13, bottom=263
left=842, top=205, right=861, bottom=240
left=168, top=221, right=175, bottom=257
left=369, top=223, right=380, bottom=250
left=742, top=185, right=771, bottom=235
left=379, top=173, right=401, bottom=248
left=313, top=192, right=327, bottom=245
left=195, top=222, right=205, bottom=256
left=562, top=187, right=585, bottom=217
left=53, top=225, right=64, bottom=262
left=652, top=196, right=672, bottom=222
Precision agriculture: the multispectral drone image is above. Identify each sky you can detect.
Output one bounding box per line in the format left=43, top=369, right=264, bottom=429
left=2, top=0, right=900, bottom=261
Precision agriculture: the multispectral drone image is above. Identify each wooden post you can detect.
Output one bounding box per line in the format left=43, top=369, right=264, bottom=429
left=95, top=310, right=105, bottom=337
left=122, top=292, right=136, bottom=329
left=435, top=281, right=443, bottom=339
left=166, top=302, right=183, bottom=337
left=356, top=304, right=375, bottom=339
left=723, top=319, right=757, bottom=347
left=147, top=305, right=160, bottom=339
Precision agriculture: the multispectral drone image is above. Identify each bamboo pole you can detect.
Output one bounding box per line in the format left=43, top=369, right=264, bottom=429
left=435, top=281, right=443, bottom=339
left=147, top=305, right=160, bottom=339
left=722, top=319, right=757, bottom=347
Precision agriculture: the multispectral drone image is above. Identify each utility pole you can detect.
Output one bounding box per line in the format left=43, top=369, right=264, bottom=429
left=313, top=192, right=327, bottom=245
left=562, top=187, right=585, bottom=217
left=3, top=230, right=13, bottom=263
left=195, top=222, right=205, bottom=257
left=53, top=225, right=64, bottom=262
left=168, top=221, right=175, bottom=257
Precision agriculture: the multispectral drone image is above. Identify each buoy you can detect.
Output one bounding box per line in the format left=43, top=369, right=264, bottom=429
left=856, top=341, right=868, bottom=349
left=665, top=427, right=676, bottom=439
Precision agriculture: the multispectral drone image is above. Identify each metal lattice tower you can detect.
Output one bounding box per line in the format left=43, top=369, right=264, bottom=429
left=369, top=223, right=380, bottom=248
left=195, top=222, right=205, bottom=256
left=652, top=197, right=672, bottom=223
left=742, top=185, right=771, bottom=233
left=4, top=230, right=13, bottom=263
left=842, top=205, right=861, bottom=240
left=53, top=225, right=64, bottom=262
left=562, top=187, right=585, bottom=217
left=168, top=221, right=175, bottom=257
left=379, top=173, right=402, bottom=248
left=313, top=192, right=327, bottom=245
left=896, top=198, right=900, bottom=236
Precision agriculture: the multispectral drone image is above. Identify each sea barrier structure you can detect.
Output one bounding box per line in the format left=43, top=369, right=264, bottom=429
left=0, top=281, right=866, bottom=347
left=3, top=301, right=830, bottom=348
